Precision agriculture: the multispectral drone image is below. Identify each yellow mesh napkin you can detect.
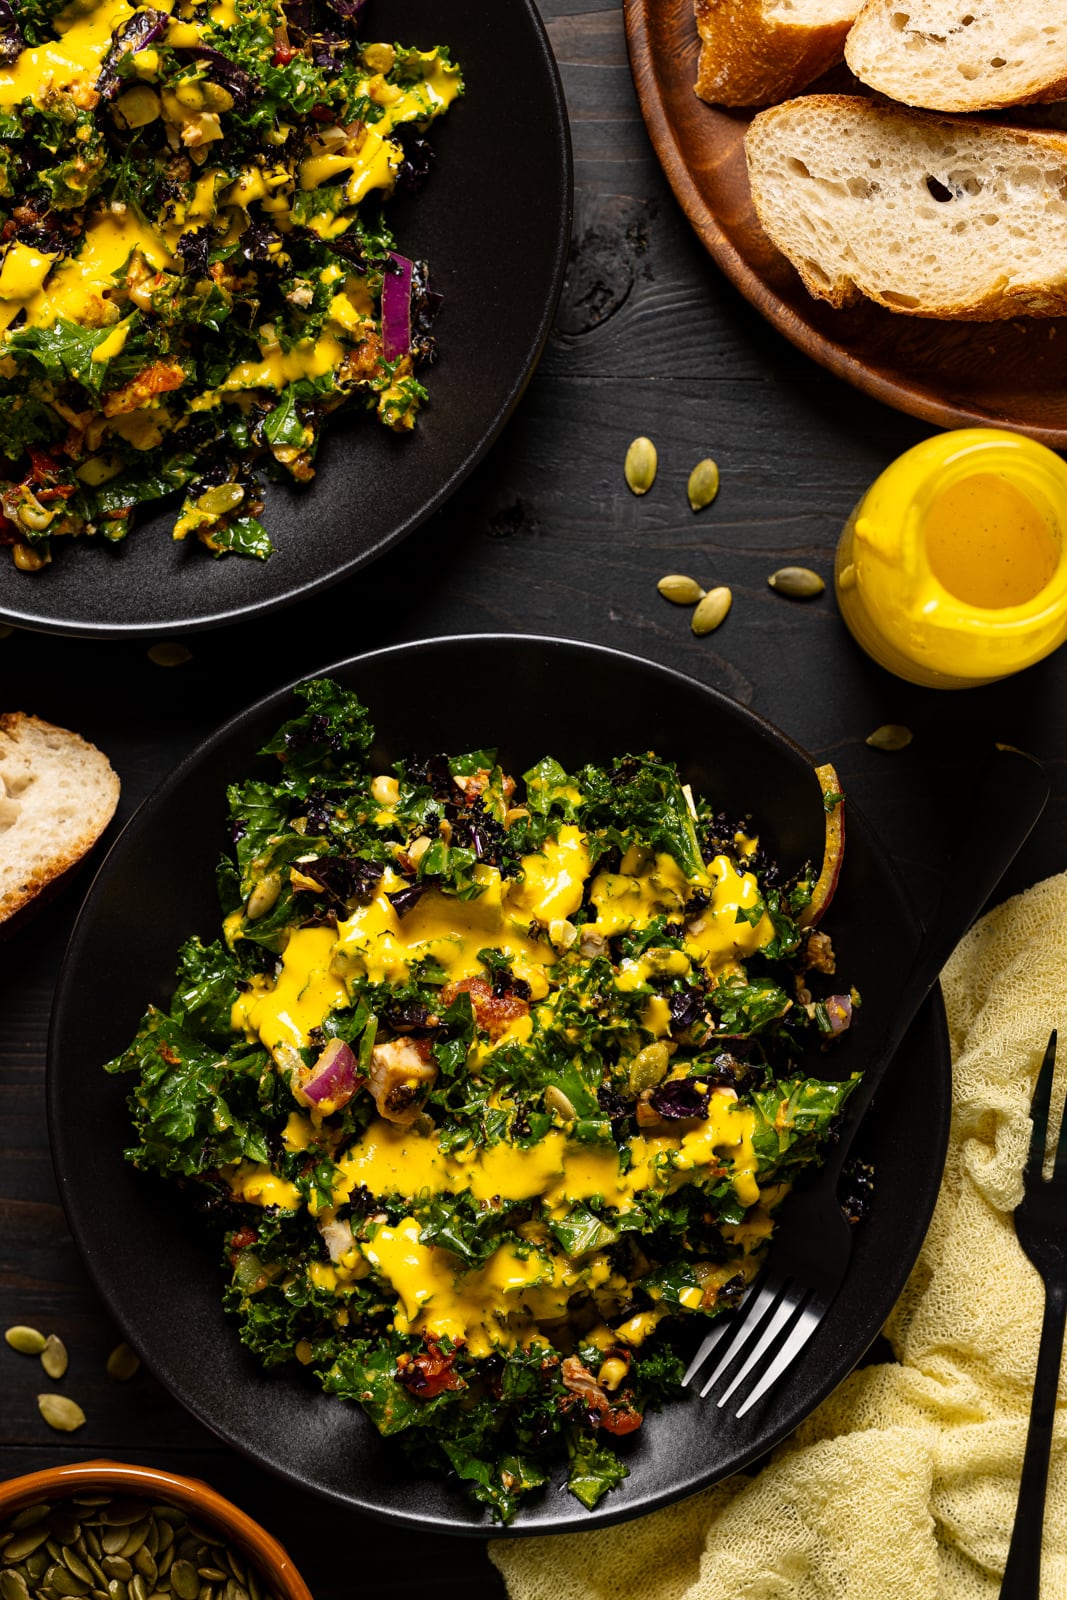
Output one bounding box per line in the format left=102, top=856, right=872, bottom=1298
left=491, top=872, right=1067, bottom=1600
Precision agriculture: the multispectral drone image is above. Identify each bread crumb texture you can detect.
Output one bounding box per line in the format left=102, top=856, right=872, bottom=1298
left=745, top=95, right=1067, bottom=318
left=846, top=1, right=1067, bottom=113
left=0, top=713, right=120, bottom=922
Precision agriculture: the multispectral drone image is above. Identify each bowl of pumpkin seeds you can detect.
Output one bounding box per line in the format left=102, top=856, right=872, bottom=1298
left=0, top=1463, right=311, bottom=1600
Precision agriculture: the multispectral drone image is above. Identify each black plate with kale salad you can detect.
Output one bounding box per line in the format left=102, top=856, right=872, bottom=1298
left=0, top=0, right=461, bottom=568
left=49, top=639, right=951, bottom=1532
left=0, top=8, right=571, bottom=634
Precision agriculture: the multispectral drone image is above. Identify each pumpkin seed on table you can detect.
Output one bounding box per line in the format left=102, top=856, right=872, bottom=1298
left=40, top=1334, right=68, bottom=1380
left=147, top=642, right=192, bottom=669
left=866, top=724, right=913, bottom=752
left=624, top=436, right=657, bottom=495
left=656, top=574, right=705, bottom=605
left=4, top=1326, right=46, bottom=1356
left=37, top=1394, right=86, bottom=1432
left=106, top=1343, right=140, bottom=1382
left=687, top=458, right=720, bottom=512
left=691, top=586, right=733, bottom=635
left=767, top=566, right=825, bottom=599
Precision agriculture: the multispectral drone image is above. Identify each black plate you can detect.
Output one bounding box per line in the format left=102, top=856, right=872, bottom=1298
left=1, top=4, right=571, bottom=640
left=49, top=636, right=951, bottom=1534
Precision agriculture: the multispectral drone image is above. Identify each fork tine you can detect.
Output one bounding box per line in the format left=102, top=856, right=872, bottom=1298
left=734, top=1299, right=824, bottom=1418
left=681, top=1316, right=737, bottom=1388
left=716, top=1286, right=800, bottom=1408
left=1027, top=1029, right=1058, bottom=1179
left=698, top=1277, right=780, bottom=1399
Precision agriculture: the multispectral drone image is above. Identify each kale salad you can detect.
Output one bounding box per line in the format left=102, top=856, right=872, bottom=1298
left=0, top=0, right=461, bottom=572
left=108, top=680, right=859, bottom=1521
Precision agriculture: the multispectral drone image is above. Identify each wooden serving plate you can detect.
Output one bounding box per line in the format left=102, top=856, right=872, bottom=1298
left=624, top=0, right=1067, bottom=444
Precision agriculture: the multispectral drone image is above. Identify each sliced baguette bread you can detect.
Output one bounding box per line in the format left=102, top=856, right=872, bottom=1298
left=744, top=95, right=1067, bottom=318
left=0, top=712, right=120, bottom=925
left=845, top=0, right=1067, bottom=113
left=695, top=0, right=859, bottom=107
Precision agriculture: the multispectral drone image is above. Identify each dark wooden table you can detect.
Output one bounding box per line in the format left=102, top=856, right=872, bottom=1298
left=3, top=2, right=1066, bottom=1593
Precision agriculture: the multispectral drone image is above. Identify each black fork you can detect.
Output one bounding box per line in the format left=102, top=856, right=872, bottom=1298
left=999, top=1029, right=1067, bottom=1600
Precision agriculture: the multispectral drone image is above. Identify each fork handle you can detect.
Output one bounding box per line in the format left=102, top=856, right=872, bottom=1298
left=999, top=1281, right=1067, bottom=1599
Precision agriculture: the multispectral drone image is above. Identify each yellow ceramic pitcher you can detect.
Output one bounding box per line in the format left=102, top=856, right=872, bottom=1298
left=835, top=428, right=1067, bottom=688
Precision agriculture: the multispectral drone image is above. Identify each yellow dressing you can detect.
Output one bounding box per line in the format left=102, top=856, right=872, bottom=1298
left=505, top=825, right=592, bottom=925
left=333, top=882, right=555, bottom=988
left=225, top=1161, right=302, bottom=1210
left=0, top=0, right=138, bottom=108
left=231, top=926, right=348, bottom=1061
left=924, top=471, right=1059, bottom=609
left=836, top=428, right=1067, bottom=687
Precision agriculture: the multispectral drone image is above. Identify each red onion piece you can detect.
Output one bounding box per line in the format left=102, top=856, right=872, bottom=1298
left=297, top=1037, right=358, bottom=1111
left=823, top=995, right=853, bottom=1037
left=381, top=252, right=414, bottom=363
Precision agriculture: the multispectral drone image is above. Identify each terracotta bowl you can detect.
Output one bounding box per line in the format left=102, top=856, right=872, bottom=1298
left=0, top=1460, right=312, bottom=1600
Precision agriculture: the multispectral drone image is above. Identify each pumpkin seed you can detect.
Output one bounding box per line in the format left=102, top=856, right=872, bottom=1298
left=37, top=1394, right=85, bottom=1432
left=51, top=1515, right=80, bottom=1547
left=118, top=1527, right=149, bottom=1562
left=146, top=642, right=192, bottom=669
left=656, top=574, right=705, bottom=606
left=105, top=1345, right=140, bottom=1383
left=8, top=1508, right=50, bottom=1533
left=4, top=1529, right=52, bottom=1563
left=49, top=1565, right=88, bottom=1597
left=155, top=1527, right=173, bottom=1558
left=624, top=436, right=657, bottom=496
left=687, top=458, right=720, bottom=512
left=0, top=1571, right=29, bottom=1600
left=543, top=1085, right=576, bottom=1122
left=691, top=586, right=732, bottom=636
left=5, top=1327, right=46, bottom=1356
left=628, top=1042, right=670, bottom=1094
left=767, top=566, right=825, bottom=600
left=865, top=724, right=913, bottom=752
left=129, top=1573, right=147, bottom=1600
left=132, top=1552, right=156, bottom=1589
left=27, top=1551, right=50, bottom=1579
left=101, top=1562, right=131, bottom=1583
left=156, top=1547, right=174, bottom=1578
left=100, top=1508, right=144, bottom=1532
left=170, top=1561, right=200, bottom=1600
left=84, top=1532, right=104, bottom=1562
left=41, top=1336, right=68, bottom=1381
left=101, top=1533, right=128, bottom=1558
left=63, top=1553, right=95, bottom=1586
left=197, top=1572, right=227, bottom=1584
left=107, top=1580, right=128, bottom=1600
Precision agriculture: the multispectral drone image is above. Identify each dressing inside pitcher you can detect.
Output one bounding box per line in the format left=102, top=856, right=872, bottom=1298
left=835, top=429, right=1067, bottom=688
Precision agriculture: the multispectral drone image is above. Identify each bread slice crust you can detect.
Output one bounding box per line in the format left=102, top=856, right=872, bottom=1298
left=695, top=0, right=859, bottom=107
left=846, top=0, right=1067, bottom=113
left=0, top=712, right=120, bottom=924
left=745, top=94, right=1067, bottom=319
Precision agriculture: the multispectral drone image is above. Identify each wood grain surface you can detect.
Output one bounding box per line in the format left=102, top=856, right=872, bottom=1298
left=624, top=0, right=1067, bottom=444
left=3, top=2, right=1067, bottom=1593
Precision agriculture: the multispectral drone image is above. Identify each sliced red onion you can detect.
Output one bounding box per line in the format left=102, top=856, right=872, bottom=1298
left=823, top=995, right=853, bottom=1037
left=297, top=1037, right=358, bottom=1110
left=381, top=252, right=414, bottom=363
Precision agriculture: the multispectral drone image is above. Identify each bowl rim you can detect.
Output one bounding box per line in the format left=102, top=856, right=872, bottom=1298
left=0, top=1459, right=312, bottom=1600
